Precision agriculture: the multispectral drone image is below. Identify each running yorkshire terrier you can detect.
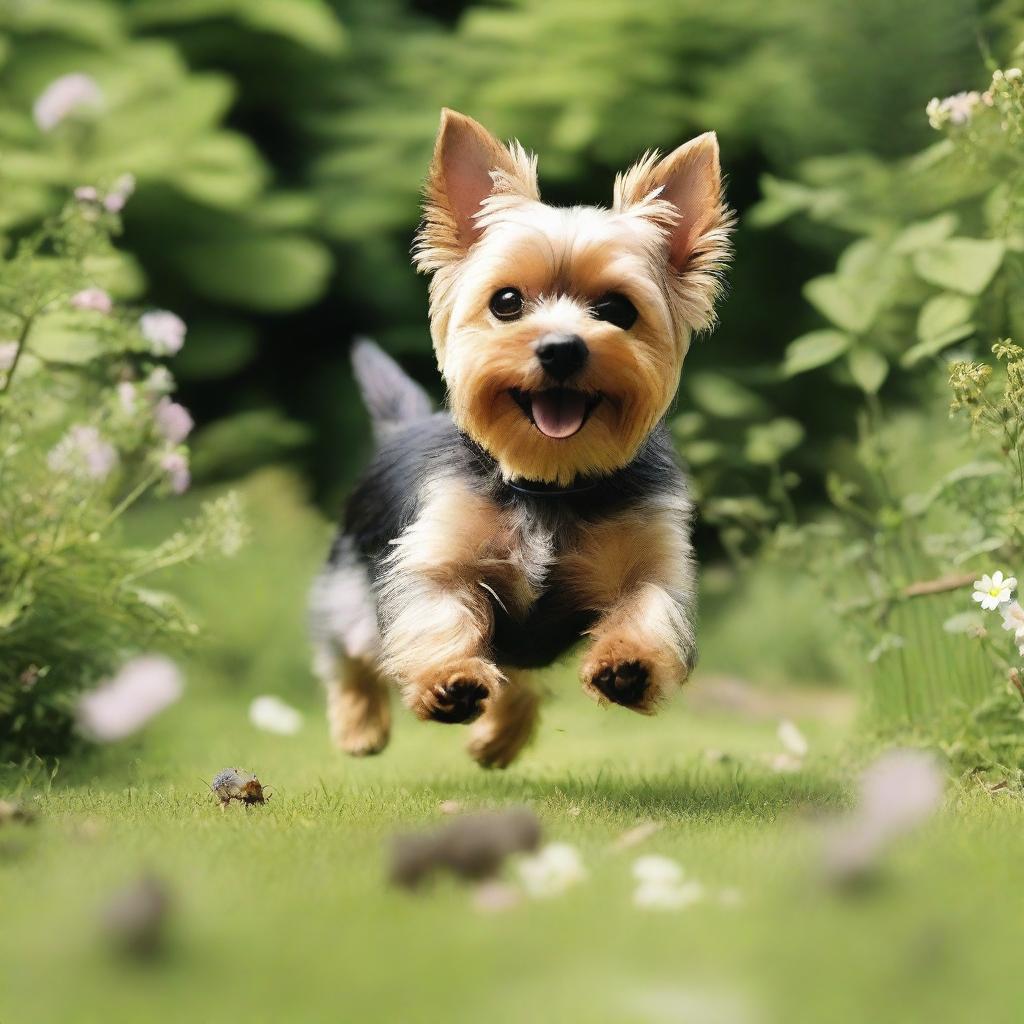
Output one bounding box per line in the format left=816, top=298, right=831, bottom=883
left=310, top=109, right=732, bottom=768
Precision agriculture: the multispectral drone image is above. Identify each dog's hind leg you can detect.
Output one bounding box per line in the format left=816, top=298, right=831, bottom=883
left=466, top=669, right=539, bottom=769
left=320, top=651, right=391, bottom=756
left=310, top=539, right=391, bottom=756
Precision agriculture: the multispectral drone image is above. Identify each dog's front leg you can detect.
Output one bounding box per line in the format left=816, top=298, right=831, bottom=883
left=376, top=480, right=507, bottom=724
left=580, top=582, right=695, bottom=714
left=565, top=497, right=697, bottom=714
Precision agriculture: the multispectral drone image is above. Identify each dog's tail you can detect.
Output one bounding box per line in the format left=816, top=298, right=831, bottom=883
left=351, top=336, right=434, bottom=443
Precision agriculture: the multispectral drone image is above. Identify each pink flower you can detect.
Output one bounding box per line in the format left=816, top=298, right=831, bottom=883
left=139, top=310, right=186, bottom=356
left=1001, top=601, right=1024, bottom=642
left=33, top=73, right=103, bottom=132
left=47, top=425, right=118, bottom=481
left=154, top=397, right=193, bottom=443
left=159, top=450, right=190, bottom=494
left=74, top=186, right=99, bottom=203
left=823, top=749, right=944, bottom=884
left=70, top=287, right=112, bottom=314
left=116, top=381, right=137, bottom=413
left=77, top=656, right=184, bottom=742
left=104, top=173, right=136, bottom=213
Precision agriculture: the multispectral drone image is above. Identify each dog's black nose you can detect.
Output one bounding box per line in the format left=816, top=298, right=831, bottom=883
left=535, top=333, right=588, bottom=382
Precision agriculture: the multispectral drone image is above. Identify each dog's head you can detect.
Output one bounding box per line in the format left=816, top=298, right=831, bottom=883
left=414, top=109, right=732, bottom=485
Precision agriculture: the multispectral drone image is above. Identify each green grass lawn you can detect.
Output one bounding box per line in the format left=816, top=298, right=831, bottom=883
left=3, top=474, right=1023, bottom=1024
left=3, top=676, right=1024, bottom=1024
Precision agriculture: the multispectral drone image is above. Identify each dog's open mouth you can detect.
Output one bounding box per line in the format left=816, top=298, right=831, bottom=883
left=510, top=388, right=601, bottom=440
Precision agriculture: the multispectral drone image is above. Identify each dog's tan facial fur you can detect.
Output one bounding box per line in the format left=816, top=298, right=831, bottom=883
left=414, top=109, right=732, bottom=485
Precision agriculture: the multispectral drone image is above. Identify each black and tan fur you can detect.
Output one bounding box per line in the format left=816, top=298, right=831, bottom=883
left=310, top=110, right=731, bottom=768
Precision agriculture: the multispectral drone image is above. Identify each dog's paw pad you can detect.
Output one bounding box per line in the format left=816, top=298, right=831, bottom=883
left=591, top=660, right=650, bottom=707
left=429, top=679, right=489, bottom=724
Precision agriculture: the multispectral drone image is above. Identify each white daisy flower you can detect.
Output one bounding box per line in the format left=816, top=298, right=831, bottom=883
left=1001, top=601, right=1024, bottom=641
left=248, top=695, right=303, bottom=735
left=517, top=843, right=587, bottom=898
left=973, top=570, right=1016, bottom=611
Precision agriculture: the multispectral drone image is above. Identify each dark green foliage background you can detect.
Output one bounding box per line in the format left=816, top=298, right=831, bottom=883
left=1, top=0, right=1013, bottom=513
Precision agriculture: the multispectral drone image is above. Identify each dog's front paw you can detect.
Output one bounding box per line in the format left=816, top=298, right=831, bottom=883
left=581, top=641, right=687, bottom=714
left=405, top=658, right=505, bottom=724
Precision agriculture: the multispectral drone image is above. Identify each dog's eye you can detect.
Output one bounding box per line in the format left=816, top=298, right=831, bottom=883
left=489, top=287, right=524, bottom=322
left=592, top=292, right=638, bottom=331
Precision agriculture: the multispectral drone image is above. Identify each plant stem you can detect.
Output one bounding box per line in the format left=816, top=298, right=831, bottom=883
left=0, top=314, right=34, bottom=400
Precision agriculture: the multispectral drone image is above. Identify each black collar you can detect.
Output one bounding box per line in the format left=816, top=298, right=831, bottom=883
left=506, top=477, right=601, bottom=498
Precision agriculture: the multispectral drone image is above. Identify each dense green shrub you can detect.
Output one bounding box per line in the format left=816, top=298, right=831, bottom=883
left=723, top=53, right=1024, bottom=748
left=0, top=191, right=244, bottom=760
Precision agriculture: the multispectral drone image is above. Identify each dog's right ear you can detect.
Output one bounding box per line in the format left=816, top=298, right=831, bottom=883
left=415, top=109, right=538, bottom=270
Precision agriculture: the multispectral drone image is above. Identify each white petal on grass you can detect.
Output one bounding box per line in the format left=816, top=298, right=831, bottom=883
left=517, top=842, right=587, bottom=898
left=632, top=854, right=683, bottom=886
left=777, top=719, right=808, bottom=758
left=249, top=695, right=303, bottom=736
left=633, top=880, right=704, bottom=911
left=77, top=656, right=183, bottom=742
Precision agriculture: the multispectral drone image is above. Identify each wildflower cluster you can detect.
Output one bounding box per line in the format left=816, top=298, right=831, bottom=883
left=970, top=570, right=1024, bottom=662
left=0, top=190, right=245, bottom=761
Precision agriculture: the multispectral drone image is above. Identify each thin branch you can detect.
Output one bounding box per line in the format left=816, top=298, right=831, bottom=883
left=902, top=572, right=977, bottom=598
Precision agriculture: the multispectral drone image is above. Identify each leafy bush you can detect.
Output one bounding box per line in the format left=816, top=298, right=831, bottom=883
left=722, top=53, right=1024, bottom=746
left=0, top=190, right=244, bottom=761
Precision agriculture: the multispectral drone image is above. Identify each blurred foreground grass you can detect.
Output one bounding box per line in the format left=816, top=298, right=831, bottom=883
left=2, top=472, right=1023, bottom=1023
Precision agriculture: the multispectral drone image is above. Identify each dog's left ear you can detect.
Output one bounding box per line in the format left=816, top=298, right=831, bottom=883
left=615, top=132, right=725, bottom=272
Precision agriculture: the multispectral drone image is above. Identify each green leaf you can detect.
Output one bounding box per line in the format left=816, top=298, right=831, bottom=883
left=745, top=418, right=805, bottom=464
left=171, top=234, right=332, bottom=312
left=28, top=313, right=103, bottom=364
left=782, top=330, right=851, bottom=377
left=190, top=408, right=312, bottom=479
left=901, top=326, right=975, bottom=368
left=687, top=372, right=768, bottom=419
left=847, top=348, right=888, bottom=394
left=891, top=213, right=958, bottom=254
left=917, top=293, right=975, bottom=341
left=803, top=276, right=875, bottom=333
left=912, top=238, right=1005, bottom=295
left=238, top=0, right=347, bottom=55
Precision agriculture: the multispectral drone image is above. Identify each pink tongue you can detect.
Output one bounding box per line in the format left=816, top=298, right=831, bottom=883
left=530, top=390, right=587, bottom=439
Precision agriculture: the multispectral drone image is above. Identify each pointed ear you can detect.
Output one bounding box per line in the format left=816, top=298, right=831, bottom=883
left=420, top=109, right=538, bottom=260
left=615, top=132, right=725, bottom=272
